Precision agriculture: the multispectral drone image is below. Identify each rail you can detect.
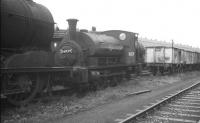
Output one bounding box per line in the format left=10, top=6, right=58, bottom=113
left=119, top=82, right=200, bottom=123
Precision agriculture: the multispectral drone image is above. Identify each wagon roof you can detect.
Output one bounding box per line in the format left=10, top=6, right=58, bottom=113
left=139, top=38, right=200, bottom=53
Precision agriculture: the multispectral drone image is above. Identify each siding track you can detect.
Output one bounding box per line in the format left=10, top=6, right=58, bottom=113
left=117, top=82, right=200, bottom=123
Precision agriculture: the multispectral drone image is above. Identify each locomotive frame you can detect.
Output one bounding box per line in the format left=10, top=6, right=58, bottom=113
left=1, top=64, right=143, bottom=105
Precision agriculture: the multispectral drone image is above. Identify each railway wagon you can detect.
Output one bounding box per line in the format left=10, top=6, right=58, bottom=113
left=144, top=46, right=181, bottom=75
left=139, top=38, right=200, bottom=75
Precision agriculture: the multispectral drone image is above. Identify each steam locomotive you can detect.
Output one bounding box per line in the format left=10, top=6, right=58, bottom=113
left=1, top=0, right=199, bottom=106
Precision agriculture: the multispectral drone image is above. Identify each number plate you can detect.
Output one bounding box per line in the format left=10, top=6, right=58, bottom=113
left=128, top=52, right=135, bottom=56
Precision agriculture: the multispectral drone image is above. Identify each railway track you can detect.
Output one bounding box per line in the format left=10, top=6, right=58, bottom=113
left=117, top=82, right=200, bottom=123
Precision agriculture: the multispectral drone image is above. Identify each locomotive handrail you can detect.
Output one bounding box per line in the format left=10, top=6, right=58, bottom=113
left=88, top=64, right=141, bottom=70
left=0, top=64, right=139, bottom=73
left=0, top=66, right=77, bottom=73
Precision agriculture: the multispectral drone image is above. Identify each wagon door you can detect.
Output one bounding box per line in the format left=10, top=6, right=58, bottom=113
left=145, top=47, right=154, bottom=63
left=155, top=47, right=165, bottom=63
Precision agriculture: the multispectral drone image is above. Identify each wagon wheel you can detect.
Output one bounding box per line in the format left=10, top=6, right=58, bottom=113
left=152, top=67, right=157, bottom=76
left=125, top=73, right=131, bottom=80
left=99, top=77, right=107, bottom=89
left=160, top=67, right=164, bottom=75
left=116, top=75, right=123, bottom=83
left=95, top=77, right=104, bottom=90
left=102, top=77, right=111, bottom=89
left=88, top=80, right=97, bottom=91
left=6, top=74, right=41, bottom=106
left=109, top=76, right=118, bottom=87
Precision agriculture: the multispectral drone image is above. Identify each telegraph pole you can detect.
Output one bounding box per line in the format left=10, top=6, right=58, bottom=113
left=172, top=39, right=174, bottom=73
left=172, top=39, right=174, bottom=64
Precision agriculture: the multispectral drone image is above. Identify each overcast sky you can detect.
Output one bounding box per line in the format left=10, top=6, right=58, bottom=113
left=34, top=0, right=200, bottom=48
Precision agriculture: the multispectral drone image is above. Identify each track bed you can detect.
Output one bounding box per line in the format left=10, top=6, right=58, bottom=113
left=119, top=82, right=200, bottom=123
left=137, top=83, right=200, bottom=123
left=1, top=71, right=200, bottom=123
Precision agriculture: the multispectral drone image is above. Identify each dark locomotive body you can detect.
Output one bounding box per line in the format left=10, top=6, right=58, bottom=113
left=1, top=0, right=54, bottom=105
left=55, top=19, right=145, bottom=67
left=1, top=0, right=54, bottom=50
left=1, top=0, right=54, bottom=68
left=51, top=19, right=146, bottom=92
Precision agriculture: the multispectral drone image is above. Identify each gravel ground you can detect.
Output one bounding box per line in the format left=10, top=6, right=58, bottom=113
left=1, top=71, right=200, bottom=123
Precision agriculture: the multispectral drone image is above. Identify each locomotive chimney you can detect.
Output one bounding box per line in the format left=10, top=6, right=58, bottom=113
left=67, top=19, right=78, bottom=40
left=92, top=26, right=96, bottom=32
